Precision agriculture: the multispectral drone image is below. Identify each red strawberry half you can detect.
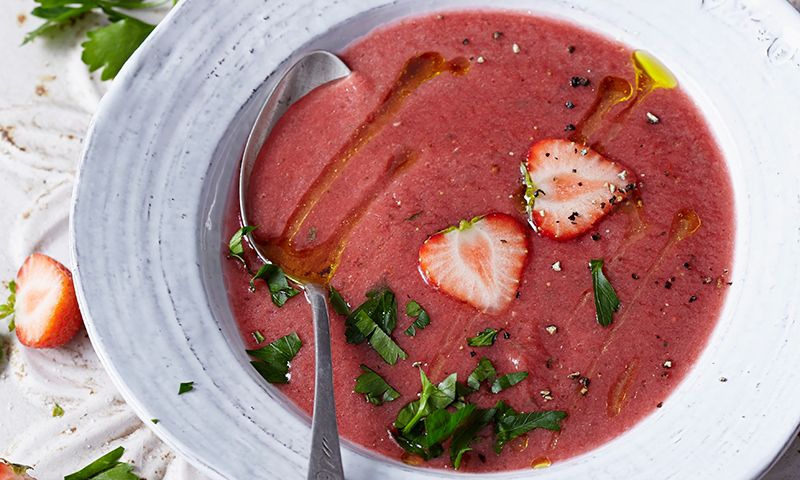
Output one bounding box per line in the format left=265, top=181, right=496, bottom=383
left=14, top=253, right=83, bottom=348
left=523, top=139, right=636, bottom=240
left=0, top=460, right=35, bottom=480
left=418, top=213, right=528, bottom=314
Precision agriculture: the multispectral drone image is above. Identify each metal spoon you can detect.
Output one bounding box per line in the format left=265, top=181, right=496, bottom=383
left=239, top=51, right=351, bottom=480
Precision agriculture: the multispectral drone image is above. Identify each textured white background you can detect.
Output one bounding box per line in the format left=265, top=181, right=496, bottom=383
left=0, top=0, right=798, bottom=478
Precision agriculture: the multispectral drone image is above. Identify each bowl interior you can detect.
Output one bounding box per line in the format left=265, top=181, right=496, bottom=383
left=72, top=0, right=800, bottom=479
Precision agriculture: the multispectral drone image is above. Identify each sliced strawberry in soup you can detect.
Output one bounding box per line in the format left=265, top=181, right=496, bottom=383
left=418, top=213, right=528, bottom=314
left=14, top=253, right=83, bottom=349
left=524, top=139, right=635, bottom=240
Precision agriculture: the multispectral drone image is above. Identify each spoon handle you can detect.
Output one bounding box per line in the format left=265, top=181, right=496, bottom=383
left=306, top=284, right=344, bottom=480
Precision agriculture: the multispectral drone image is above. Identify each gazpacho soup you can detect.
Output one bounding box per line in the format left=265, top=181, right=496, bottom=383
left=223, top=10, right=734, bottom=472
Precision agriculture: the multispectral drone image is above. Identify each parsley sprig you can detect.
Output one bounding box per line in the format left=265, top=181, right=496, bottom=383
left=466, top=327, right=499, bottom=347
left=354, top=364, right=400, bottom=406
left=24, top=0, right=170, bottom=81
left=0, top=280, right=16, bottom=332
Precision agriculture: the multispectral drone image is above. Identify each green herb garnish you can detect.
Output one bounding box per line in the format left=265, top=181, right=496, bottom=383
left=590, top=258, right=620, bottom=327
left=178, top=382, right=194, bottom=395
left=52, top=403, right=64, bottom=417
left=403, top=300, right=430, bottom=336
left=466, top=357, right=496, bottom=391
left=490, top=372, right=528, bottom=394
left=449, top=406, right=496, bottom=469
left=251, top=330, right=265, bottom=344
left=493, top=401, right=566, bottom=453
left=344, top=289, right=406, bottom=365
left=466, top=327, right=499, bottom=347
left=64, top=446, right=142, bottom=480
left=0, top=280, right=16, bottom=332
left=520, top=162, right=542, bottom=221
left=247, top=332, right=302, bottom=384
left=228, top=225, right=257, bottom=264
left=328, top=286, right=351, bottom=316
left=354, top=364, right=400, bottom=406
left=250, top=263, right=300, bottom=307
left=24, top=0, right=170, bottom=81
left=394, top=370, right=457, bottom=434
left=150, top=418, right=159, bottom=424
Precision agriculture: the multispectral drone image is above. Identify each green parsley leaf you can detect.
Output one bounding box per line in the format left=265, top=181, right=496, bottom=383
left=1, top=280, right=16, bottom=332
left=466, top=327, right=499, bottom=347
left=350, top=310, right=407, bottom=365
left=403, top=300, right=430, bottom=336
left=490, top=371, right=528, bottom=394
left=251, top=330, right=265, bottom=344
left=450, top=406, right=496, bottom=469
left=150, top=418, right=159, bottom=424
left=52, top=403, right=64, bottom=417
left=423, top=403, right=476, bottom=447
left=91, top=462, right=142, bottom=480
left=247, top=332, right=302, bottom=384
left=23, top=3, right=96, bottom=44
left=590, top=258, right=620, bottom=327
left=64, top=446, right=126, bottom=480
left=328, top=286, right=351, bottom=316
left=493, top=401, right=566, bottom=454
left=228, top=225, right=257, bottom=264
left=81, top=18, right=155, bottom=80
left=354, top=364, right=400, bottom=406
left=178, top=381, right=194, bottom=395
left=250, top=263, right=300, bottom=307
left=395, top=370, right=456, bottom=434
left=344, top=289, right=406, bottom=365
left=467, top=357, right=497, bottom=391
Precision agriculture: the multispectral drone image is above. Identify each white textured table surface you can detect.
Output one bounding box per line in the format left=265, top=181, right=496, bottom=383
left=1, top=0, right=798, bottom=479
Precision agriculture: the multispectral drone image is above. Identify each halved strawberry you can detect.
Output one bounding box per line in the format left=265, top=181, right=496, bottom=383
left=14, top=253, right=83, bottom=348
left=0, top=460, right=35, bottom=480
left=418, top=213, right=528, bottom=313
left=523, top=139, right=636, bottom=240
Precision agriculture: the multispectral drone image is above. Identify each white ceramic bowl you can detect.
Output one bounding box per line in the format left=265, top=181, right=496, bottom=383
left=71, top=1, right=800, bottom=479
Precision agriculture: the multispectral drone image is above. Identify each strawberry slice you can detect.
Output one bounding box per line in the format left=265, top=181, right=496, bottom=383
left=523, top=139, right=636, bottom=240
left=14, top=253, right=83, bottom=348
left=418, top=213, right=528, bottom=313
left=0, top=460, right=35, bottom=480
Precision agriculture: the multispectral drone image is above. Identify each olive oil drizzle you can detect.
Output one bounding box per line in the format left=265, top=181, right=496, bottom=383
left=259, top=52, right=469, bottom=284
left=570, top=50, right=678, bottom=147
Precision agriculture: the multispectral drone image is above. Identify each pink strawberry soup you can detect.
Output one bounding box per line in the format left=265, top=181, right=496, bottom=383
left=223, top=10, right=734, bottom=472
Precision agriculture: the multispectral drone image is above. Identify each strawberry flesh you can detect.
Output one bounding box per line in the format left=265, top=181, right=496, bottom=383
left=14, top=253, right=83, bottom=349
left=418, top=213, right=528, bottom=313
left=524, top=139, right=635, bottom=240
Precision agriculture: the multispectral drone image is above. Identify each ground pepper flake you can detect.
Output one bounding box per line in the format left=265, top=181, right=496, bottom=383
left=493, top=31, right=503, bottom=39
left=567, top=45, right=576, bottom=54
left=565, top=100, right=575, bottom=109
left=570, top=76, right=590, bottom=87
left=689, top=295, right=698, bottom=303
left=545, top=325, right=558, bottom=335
left=646, top=112, right=661, bottom=124
left=663, top=360, right=673, bottom=369
left=564, top=123, right=576, bottom=132
left=512, top=43, right=521, bottom=54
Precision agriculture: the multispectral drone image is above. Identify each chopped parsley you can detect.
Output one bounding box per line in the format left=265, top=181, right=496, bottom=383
left=251, top=330, right=265, bottom=344
left=493, top=401, right=566, bottom=453
left=589, top=258, right=621, bottom=327
left=228, top=225, right=257, bottom=264
left=52, top=403, right=64, bottom=417
left=491, top=372, right=529, bottom=394
left=178, top=382, right=194, bottom=395
left=354, top=364, right=400, bottom=406
left=467, top=327, right=499, bottom=347
left=247, top=332, right=302, bottom=384
left=250, top=263, right=300, bottom=307
left=449, top=406, right=496, bottom=469
left=404, top=300, right=430, bottom=336
left=64, top=446, right=142, bottom=480
left=344, top=288, right=407, bottom=365
left=466, top=357, right=496, bottom=391
left=0, top=280, right=16, bottom=332
left=328, top=286, right=351, bottom=316
left=150, top=418, right=159, bottom=424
